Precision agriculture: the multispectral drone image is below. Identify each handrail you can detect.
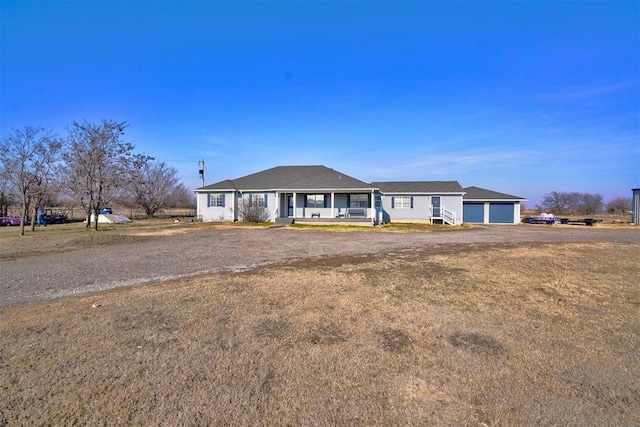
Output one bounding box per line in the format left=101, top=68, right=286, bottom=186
left=429, top=204, right=456, bottom=226
left=443, top=208, right=456, bottom=225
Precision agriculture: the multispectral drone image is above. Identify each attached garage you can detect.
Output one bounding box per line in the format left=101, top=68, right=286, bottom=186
left=488, top=203, right=515, bottom=223
left=463, top=186, right=527, bottom=224
left=463, top=203, right=484, bottom=223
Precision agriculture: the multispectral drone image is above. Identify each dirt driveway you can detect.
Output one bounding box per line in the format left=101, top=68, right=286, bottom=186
left=1, top=225, right=638, bottom=309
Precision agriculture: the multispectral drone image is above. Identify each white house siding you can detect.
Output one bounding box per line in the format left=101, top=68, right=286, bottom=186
left=198, top=192, right=280, bottom=222
left=439, top=195, right=463, bottom=224
left=381, top=194, right=427, bottom=221
left=266, top=193, right=278, bottom=221
left=197, top=191, right=235, bottom=222
left=238, top=192, right=278, bottom=222
left=380, top=194, right=463, bottom=224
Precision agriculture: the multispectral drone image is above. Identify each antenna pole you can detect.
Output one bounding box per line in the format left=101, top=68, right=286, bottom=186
left=198, top=159, right=205, bottom=187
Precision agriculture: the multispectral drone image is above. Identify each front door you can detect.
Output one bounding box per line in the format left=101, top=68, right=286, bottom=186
left=287, top=195, right=294, bottom=217
left=432, top=196, right=441, bottom=217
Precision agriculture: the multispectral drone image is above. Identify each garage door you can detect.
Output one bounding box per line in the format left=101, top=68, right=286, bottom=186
left=488, top=203, right=514, bottom=223
left=463, top=203, right=484, bottom=223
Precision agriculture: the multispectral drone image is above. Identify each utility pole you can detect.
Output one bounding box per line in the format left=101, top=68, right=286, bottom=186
left=198, top=159, right=205, bottom=187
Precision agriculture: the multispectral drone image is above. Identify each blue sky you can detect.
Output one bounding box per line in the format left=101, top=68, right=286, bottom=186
left=2, top=1, right=638, bottom=206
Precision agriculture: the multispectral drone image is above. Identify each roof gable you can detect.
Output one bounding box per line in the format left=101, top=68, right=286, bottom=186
left=196, top=165, right=375, bottom=191
left=372, top=181, right=464, bottom=194
left=463, top=186, right=526, bottom=200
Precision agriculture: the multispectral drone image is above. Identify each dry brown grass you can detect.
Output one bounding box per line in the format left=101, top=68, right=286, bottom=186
left=1, top=237, right=638, bottom=425
left=0, top=220, right=220, bottom=261
left=0, top=219, right=472, bottom=262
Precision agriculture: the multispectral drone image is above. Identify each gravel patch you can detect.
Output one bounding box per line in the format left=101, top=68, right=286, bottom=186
left=1, top=225, right=638, bottom=309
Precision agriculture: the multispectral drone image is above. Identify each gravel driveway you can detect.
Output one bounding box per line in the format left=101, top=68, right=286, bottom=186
left=1, top=225, right=638, bottom=309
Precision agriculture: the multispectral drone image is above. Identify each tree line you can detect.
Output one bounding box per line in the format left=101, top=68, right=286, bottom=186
left=1, top=120, right=195, bottom=235
left=536, top=191, right=632, bottom=216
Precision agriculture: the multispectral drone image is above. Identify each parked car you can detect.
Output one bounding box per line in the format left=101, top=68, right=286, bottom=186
left=100, top=208, right=113, bottom=214
left=1, top=215, right=23, bottom=226
left=46, top=212, right=68, bottom=224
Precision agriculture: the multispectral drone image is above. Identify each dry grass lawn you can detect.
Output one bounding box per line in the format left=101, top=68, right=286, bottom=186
left=0, top=219, right=464, bottom=261
left=0, top=220, right=215, bottom=261
left=1, top=228, right=639, bottom=425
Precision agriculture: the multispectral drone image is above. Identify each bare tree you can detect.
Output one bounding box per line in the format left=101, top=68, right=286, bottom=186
left=541, top=191, right=581, bottom=215
left=237, top=194, right=269, bottom=222
left=576, top=193, right=603, bottom=215
left=542, top=191, right=606, bottom=216
left=607, top=196, right=632, bottom=214
left=128, top=159, right=182, bottom=217
left=0, top=173, right=16, bottom=217
left=61, top=120, right=134, bottom=230
left=27, top=145, right=63, bottom=231
left=165, top=182, right=196, bottom=209
left=0, top=127, right=60, bottom=235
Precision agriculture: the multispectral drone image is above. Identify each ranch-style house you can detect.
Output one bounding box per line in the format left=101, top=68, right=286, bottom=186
left=194, top=165, right=527, bottom=225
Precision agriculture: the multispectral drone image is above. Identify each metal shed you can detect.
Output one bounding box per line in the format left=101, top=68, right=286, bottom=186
left=633, top=188, right=640, bottom=225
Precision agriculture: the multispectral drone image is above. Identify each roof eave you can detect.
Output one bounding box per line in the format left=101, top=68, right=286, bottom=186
left=380, top=191, right=466, bottom=195
left=464, top=198, right=528, bottom=202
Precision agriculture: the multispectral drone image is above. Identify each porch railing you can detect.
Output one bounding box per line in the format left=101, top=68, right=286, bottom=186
left=443, top=208, right=456, bottom=226
left=430, top=205, right=456, bottom=226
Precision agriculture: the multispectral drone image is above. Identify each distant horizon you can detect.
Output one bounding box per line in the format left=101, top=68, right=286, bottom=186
left=2, top=1, right=638, bottom=206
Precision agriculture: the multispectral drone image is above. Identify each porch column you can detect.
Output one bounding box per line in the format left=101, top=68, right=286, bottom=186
left=293, top=192, right=297, bottom=219
left=484, top=203, right=490, bottom=224
left=331, top=192, right=335, bottom=217
left=370, top=189, right=375, bottom=223
left=275, top=193, right=280, bottom=219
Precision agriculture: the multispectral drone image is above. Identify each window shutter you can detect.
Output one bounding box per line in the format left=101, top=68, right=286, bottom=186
left=391, top=197, right=395, bottom=209
left=207, top=194, right=211, bottom=207
left=410, top=196, right=414, bottom=209
left=264, top=194, right=268, bottom=208
left=221, top=194, right=225, bottom=208
left=304, top=195, right=308, bottom=208
left=367, top=194, right=371, bottom=207
left=324, top=194, right=329, bottom=208
left=347, top=194, right=351, bottom=207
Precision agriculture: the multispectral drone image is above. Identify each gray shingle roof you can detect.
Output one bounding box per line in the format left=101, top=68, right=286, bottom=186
left=196, top=165, right=375, bottom=192
left=463, top=186, right=526, bottom=200
left=372, top=181, right=464, bottom=194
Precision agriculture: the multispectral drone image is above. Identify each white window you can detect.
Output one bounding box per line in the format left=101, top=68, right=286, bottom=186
left=306, top=194, right=325, bottom=208
left=349, top=194, right=368, bottom=208
left=207, top=193, right=225, bottom=207
left=250, top=194, right=267, bottom=208
left=393, top=196, right=412, bottom=209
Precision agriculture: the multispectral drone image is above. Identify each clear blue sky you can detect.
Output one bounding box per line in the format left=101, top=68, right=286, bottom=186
left=2, top=1, right=639, bottom=206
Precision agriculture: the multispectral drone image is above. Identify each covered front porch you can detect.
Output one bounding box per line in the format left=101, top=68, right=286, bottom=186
left=273, top=191, right=378, bottom=224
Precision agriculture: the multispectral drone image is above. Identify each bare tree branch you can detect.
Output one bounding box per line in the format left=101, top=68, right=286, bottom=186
left=0, top=127, right=60, bottom=235
left=61, top=120, right=133, bottom=230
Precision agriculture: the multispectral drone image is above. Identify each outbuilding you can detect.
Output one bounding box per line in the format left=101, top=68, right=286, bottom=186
left=633, top=188, right=640, bottom=225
